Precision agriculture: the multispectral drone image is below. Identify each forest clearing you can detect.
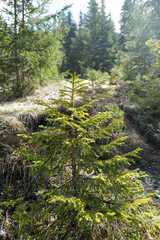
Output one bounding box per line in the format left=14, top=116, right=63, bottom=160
left=0, top=0, right=160, bottom=239
left=0, top=76, right=160, bottom=239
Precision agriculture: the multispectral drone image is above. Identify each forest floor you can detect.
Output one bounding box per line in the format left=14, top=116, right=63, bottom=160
left=0, top=81, right=63, bottom=116
left=0, top=80, right=160, bottom=196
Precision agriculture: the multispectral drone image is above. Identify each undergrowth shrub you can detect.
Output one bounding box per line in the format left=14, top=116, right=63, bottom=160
left=0, top=116, right=28, bottom=238
left=109, top=51, right=129, bottom=84
left=84, top=69, right=111, bottom=100
left=1, top=74, right=160, bottom=240
left=110, top=64, right=125, bottom=84
left=0, top=116, right=27, bottom=195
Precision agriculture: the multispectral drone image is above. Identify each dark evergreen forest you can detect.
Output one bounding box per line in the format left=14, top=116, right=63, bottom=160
left=0, top=0, right=160, bottom=239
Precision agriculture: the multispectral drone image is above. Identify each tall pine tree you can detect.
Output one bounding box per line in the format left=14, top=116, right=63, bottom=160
left=0, top=16, right=12, bottom=92
left=86, top=0, right=101, bottom=70
left=120, top=0, right=136, bottom=50
left=146, top=0, right=160, bottom=40
left=70, top=0, right=117, bottom=75
left=119, top=0, right=153, bottom=79
left=0, top=0, right=64, bottom=98
left=60, top=10, right=77, bottom=74
left=98, top=0, right=117, bottom=72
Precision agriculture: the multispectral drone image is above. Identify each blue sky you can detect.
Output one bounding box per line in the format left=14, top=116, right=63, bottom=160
left=48, top=0, right=124, bottom=32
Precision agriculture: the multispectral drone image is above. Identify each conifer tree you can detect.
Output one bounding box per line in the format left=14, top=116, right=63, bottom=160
left=71, top=12, right=90, bottom=75
left=4, top=74, right=160, bottom=240
left=98, top=0, right=117, bottom=72
left=70, top=0, right=117, bottom=75
left=60, top=11, right=77, bottom=74
left=146, top=0, right=160, bottom=40
left=119, top=0, right=152, bottom=79
left=0, top=0, right=64, bottom=98
left=131, top=39, right=160, bottom=116
left=0, top=16, right=12, bottom=91
left=86, top=0, right=101, bottom=70
left=120, top=0, right=136, bottom=50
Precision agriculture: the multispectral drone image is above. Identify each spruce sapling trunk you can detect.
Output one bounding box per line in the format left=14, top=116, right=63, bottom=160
left=71, top=129, right=77, bottom=195
left=71, top=73, right=77, bottom=195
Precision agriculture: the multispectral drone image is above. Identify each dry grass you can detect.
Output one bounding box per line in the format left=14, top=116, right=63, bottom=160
left=0, top=116, right=27, bottom=133
left=0, top=82, right=63, bottom=116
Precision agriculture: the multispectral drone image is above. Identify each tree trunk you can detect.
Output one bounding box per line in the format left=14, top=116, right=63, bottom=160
left=14, top=0, right=20, bottom=95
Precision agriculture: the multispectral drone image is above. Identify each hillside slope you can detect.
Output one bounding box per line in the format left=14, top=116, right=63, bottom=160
left=0, top=80, right=160, bottom=191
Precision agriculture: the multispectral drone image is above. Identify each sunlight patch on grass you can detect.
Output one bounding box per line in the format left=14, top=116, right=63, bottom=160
left=0, top=101, right=45, bottom=115
left=0, top=115, right=27, bottom=133
left=0, top=82, right=62, bottom=116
